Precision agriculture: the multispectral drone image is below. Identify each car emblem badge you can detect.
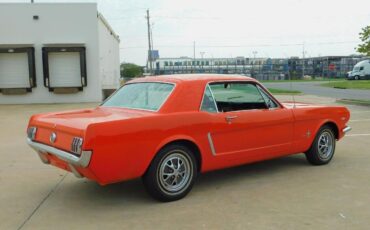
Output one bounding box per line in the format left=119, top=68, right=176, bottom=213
left=50, top=132, right=57, bottom=143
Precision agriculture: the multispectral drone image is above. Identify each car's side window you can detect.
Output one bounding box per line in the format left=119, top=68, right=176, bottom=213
left=209, top=82, right=268, bottom=112
left=200, top=85, right=218, bottom=113
left=256, top=85, right=279, bottom=109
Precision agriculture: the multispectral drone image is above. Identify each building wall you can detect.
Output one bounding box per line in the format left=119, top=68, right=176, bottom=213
left=98, top=14, right=120, bottom=90
left=0, top=3, right=107, bottom=104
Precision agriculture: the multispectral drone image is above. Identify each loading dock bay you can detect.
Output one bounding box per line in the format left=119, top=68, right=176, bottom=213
left=0, top=3, right=120, bottom=104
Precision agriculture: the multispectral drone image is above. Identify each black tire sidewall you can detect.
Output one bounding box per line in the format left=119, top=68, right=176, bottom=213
left=306, top=126, right=336, bottom=165
left=143, top=144, right=198, bottom=202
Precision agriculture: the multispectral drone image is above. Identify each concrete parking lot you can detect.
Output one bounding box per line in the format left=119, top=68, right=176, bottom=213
left=1, top=95, right=370, bottom=230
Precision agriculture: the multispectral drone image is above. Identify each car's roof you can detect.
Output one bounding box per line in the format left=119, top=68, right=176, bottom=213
left=129, top=74, right=257, bottom=84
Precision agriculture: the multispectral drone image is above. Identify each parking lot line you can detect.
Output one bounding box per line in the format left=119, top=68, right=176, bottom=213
left=350, top=119, right=370, bottom=122
left=350, top=111, right=370, bottom=114
left=17, top=174, right=68, bottom=230
left=346, top=134, right=370, bottom=137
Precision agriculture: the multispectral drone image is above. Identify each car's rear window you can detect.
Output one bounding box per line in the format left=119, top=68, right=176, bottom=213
left=102, top=82, right=175, bottom=111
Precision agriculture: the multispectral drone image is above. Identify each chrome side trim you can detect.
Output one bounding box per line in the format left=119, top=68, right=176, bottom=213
left=207, top=132, right=216, bottom=156
left=27, top=138, right=92, bottom=168
left=343, top=126, right=352, bottom=134
left=207, top=85, right=219, bottom=113
left=256, top=84, right=281, bottom=109
left=199, top=84, right=219, bottom=113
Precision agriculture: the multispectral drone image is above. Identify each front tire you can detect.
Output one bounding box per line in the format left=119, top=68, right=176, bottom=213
left=143, top=144, right=197, bottom=202
left=354, top=75, right=359, bottom=80
left=305, top=125, right=336, bottom=165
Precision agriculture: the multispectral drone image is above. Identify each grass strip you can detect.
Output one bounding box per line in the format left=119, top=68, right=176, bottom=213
left=267, top=88, right=302, bottom=95
left=321, top=80, right=370, bottom=90
left=336, top=99, right=370, bottom=106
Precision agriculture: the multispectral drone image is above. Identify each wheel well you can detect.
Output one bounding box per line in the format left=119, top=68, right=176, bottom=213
left=160, top=140, right=202, bottom=172
left=322, top=122, right=339, bottom=139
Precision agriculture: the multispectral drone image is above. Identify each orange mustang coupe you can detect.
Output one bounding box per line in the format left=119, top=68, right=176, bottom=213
left=27, top=74, right=351, bottom=201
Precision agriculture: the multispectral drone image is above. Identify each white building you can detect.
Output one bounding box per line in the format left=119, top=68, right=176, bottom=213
left=0, top=3, right=120, bottom=104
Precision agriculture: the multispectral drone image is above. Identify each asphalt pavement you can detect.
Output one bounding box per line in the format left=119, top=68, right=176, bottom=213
left=263, top=81, right=370, bottom=100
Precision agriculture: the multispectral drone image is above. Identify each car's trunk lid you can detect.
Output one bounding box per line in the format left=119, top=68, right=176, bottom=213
left=34, top=106, right=155, bottom=131
left=30, top=107, right=156, bottom=151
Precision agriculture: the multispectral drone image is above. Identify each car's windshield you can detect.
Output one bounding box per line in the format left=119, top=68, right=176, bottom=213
left=353, top=67, right=360, bottom=71
left=102, top=82, right=175, bottom=111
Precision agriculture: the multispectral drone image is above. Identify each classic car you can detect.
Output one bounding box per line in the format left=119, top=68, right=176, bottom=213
left=27, top=74, right=351, bottom=202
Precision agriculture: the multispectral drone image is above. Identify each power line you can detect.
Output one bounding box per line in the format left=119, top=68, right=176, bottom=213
left=119, top=41, right=359, bottom=49
left=107, top=15, right=220, bottom=21
left=151, top=16, right=220, bottom=20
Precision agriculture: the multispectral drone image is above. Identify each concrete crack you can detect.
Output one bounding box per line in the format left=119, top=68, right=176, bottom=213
left=17, top=173, right=68, bottom=230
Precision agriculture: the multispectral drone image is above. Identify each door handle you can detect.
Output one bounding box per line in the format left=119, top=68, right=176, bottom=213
left=225, top=115, right=238, bottom=123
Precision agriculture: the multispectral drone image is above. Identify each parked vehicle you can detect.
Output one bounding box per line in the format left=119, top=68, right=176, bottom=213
left=347, top=60, right=370, bottom=80
left=27, top=74, right=351, bottom=202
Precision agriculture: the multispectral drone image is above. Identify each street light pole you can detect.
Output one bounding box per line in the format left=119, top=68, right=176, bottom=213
left=252, top=51, right=258, bottom=78
left=200, top=52, right=205, bottom=72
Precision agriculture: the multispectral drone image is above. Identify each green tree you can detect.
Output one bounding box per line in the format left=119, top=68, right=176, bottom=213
left=356, top=26, right=370, bottom=56
left=120, top=63, right=144, bottom=78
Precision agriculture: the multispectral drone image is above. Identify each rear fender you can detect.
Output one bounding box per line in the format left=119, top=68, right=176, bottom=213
left=154, top=135, right=200, bottom=154
left=141, top=135, right=206, bottom=174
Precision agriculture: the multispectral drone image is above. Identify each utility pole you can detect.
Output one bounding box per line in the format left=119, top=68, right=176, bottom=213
left=150, top=25, right=154, bottom=53
left=146, top=9, right=153, bottom=75
left=192, top=41, right=196, bottom=73
left=193, top=41, right=196, bottom=59
left=302, top=43, right=305, bottom=79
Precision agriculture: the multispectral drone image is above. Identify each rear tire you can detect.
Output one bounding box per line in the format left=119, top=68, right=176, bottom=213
left=305, top=125, right=336, bottom=165
left=143, top=144, right=197, bottom=202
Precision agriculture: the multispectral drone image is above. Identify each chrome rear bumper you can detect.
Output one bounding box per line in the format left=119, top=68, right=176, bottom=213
left=343, top=126, right=352, bottom=134
left=27, top=138, right=92, bottom=177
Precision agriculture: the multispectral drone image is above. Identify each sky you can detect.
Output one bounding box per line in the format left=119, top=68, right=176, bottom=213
left=2, top=0, right=370, bottom=65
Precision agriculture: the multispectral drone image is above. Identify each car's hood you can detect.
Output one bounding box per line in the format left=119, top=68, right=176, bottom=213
left=32, top=106, right=156, bottom=131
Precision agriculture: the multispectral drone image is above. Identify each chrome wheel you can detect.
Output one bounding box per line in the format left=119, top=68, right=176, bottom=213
left=317, top=131, right=334, bottom=160
left=158, top=151, right=193, bottom=195
left=305, top=125, right=336, bottom=165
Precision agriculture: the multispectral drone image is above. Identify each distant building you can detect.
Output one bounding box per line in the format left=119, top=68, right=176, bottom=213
left=153, top=55, right=367, bottom=80
left=0, top=3, right=120, bottom=104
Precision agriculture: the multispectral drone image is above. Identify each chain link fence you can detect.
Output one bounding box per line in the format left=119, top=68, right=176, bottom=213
left=153, top=56, right=369, bottom=80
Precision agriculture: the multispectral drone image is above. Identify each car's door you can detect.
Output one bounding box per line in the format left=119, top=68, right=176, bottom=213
left=201, top=81, right=294, bottom=162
